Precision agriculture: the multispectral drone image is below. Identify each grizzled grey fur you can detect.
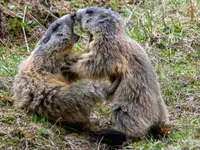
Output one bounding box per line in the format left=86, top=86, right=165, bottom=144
left=12, top=14, right=118, bottom=130
left=67, top=7, right=169, bottom=138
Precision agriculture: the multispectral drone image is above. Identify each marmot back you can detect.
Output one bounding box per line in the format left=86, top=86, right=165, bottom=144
left=65, top=7, right=169, bottom=139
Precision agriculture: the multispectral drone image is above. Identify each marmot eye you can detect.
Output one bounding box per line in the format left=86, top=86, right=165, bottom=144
left=43, top=35, right=51, bottom=43
left=52, top=23, right=61, bottom=32
left=101, top=13, right=108, bottom=18
left=56, top=33, right=64, bottom=37
left=86, top=9, right=94, bottom=14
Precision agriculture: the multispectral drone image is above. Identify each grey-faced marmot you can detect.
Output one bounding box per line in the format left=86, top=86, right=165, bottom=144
left=12, top=14, right=120, bottom=131
left=66, top=7, right=169, bottom=139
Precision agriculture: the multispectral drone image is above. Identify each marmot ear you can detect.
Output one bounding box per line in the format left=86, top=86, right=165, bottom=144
left=43, top=35, right=51, bottom=43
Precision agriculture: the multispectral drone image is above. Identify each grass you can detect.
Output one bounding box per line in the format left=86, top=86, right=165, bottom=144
left=0, top=0, right=200, bottom=149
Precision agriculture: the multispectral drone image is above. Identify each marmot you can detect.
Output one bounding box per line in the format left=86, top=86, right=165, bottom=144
left=65, top=7, right=169, bottom=139
left=12, top=14, right=120, bottom=131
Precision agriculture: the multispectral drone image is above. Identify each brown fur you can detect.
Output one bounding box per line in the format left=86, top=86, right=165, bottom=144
left=12, top=14, right=119, bottom=130
left=66, top=7, right=169, bottom=138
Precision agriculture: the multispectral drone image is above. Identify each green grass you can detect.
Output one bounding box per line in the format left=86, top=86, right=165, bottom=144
left=0, top=0, right=200, bottom=149
left=0, top=46, right=29, bottom=77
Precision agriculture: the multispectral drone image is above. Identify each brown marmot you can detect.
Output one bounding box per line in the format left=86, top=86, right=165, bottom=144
left=12, top=14, right=120, bottom=131
left=65, top=7, right=170, bottom=139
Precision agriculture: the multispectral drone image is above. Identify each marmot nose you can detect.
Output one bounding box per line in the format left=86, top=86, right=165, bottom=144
left=75, top=8, right=86, bottom=21
left=70, top=14, right=76, bottom=20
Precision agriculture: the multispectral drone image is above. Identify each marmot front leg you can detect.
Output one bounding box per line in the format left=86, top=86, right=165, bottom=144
left=63, top=59, right=120, bottom=97
left=64, top=51, right=117, bottom=79
left=61, top=53, right=82, bottom=82
left=64, top=53, right=81, bottom=63
left=105, top=78, right=121, bottom=98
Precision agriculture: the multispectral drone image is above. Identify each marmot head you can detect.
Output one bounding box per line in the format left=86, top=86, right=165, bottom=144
left=35, top=14, right=79, bottom=55
left=75, top=7, right=125, bottom=40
